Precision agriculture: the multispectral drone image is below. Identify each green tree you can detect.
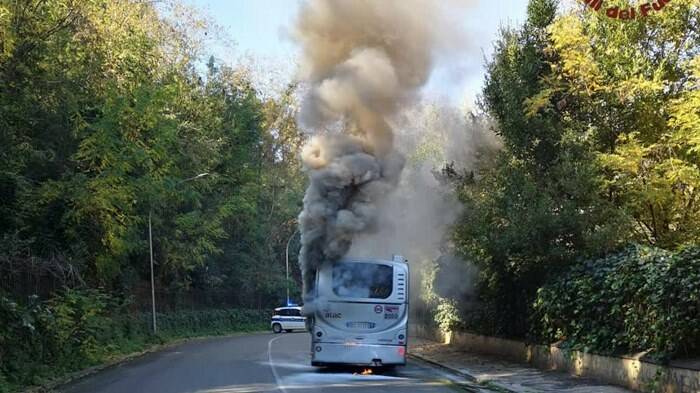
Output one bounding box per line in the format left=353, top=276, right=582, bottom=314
left=456, top=0, right=700, bottom=339
left=456, top=0, right=627, bottom=337
left=544, top=0, right=700, bottom=247
left=482, top=0, right=562, bottom=171
left=0, top=0, right=305, bottom=309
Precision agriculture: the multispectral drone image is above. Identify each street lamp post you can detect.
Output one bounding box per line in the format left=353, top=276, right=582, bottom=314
left=148, top=209, right=156, bottom=334
left=285, top=228, right=299, bottom=306
left=148, top=172, right=209, bottom=335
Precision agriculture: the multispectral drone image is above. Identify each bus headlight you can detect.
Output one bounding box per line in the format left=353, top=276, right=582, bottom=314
left=316, top=331, right=323, bottom=337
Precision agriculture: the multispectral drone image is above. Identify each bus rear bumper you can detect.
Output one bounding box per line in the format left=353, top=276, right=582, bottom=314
left=311, top=343, right=407, bottom=366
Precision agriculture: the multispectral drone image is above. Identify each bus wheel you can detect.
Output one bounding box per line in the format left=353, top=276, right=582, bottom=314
left=272, top=323, right=282, bottom=333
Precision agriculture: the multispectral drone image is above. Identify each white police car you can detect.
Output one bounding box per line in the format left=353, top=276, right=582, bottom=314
left=271, top=306, right=306, bottom=333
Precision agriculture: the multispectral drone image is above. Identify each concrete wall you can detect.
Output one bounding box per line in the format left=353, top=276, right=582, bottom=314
left=409, top=325, right=700, bottom=393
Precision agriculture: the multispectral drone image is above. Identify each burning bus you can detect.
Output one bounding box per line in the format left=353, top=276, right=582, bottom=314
left=293, top=0, right=454, bottom=370
left=305, top=255, right=409, bottom=368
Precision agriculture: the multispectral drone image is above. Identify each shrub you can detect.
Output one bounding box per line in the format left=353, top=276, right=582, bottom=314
left=151, top=308, right=268, bottom=337
left=533, top=245, right=700, bottom=360
left=434, top=300, right=463, bottom=332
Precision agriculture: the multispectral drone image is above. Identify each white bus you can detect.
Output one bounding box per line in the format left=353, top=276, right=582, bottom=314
left=306, top=255, right=409, bottom=367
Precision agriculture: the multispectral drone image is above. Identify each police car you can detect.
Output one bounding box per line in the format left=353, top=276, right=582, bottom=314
left=271, top=306, right=306, bottom=333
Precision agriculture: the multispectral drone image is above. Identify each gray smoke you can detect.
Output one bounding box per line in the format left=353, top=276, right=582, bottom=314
left=299, top=134, right=404, bottom=296
left=346, top=102, right=500, bottom=323
left=348, top=103, right=500, bottom=285
left=294, top=0, right=471, bottom=298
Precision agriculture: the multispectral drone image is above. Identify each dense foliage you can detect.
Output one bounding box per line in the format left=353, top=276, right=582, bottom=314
left=0, top=289, right=267, bottom=391
left=534, top=246, right=700, bottom=361
left=450, top=0, right=700, bottom=358
left=0, top=0, right=304, bottom=307
left=0, top=1, right=302, bottom=389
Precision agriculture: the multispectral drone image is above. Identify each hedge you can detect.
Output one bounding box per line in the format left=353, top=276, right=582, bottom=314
left=533, top=245, right=700, bottom=361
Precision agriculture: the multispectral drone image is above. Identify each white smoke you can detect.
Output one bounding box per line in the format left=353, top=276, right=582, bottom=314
left=349, top=102, right=500, bottom=321
left=349, top=102, right=500, bottom=271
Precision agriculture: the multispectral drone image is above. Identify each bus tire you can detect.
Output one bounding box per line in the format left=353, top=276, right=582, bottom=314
left=272, top=323, right=282, bottom=333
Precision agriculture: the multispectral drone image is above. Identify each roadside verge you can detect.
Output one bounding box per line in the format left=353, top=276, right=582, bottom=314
left=409, top=337, right=635, bottom=393
left=410, top=339, right=520, bottom=393
left=409, top=323, right=700, bottom=393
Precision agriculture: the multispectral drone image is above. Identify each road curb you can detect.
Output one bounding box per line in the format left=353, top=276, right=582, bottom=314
left=408, top=351, right=517, bottom=393
left=22, top=330, right=269, bottom=393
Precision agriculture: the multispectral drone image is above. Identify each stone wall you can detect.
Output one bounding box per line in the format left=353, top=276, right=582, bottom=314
left=409, top=324, right=700, bottom=393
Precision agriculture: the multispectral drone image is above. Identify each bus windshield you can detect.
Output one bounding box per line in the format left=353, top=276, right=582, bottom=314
left=332, top=262, right=393, bottom=299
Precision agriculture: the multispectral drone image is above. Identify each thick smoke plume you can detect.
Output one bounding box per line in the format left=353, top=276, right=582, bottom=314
left=294, top=0, right=470, bottom=298
left=348, top=103, right=500, bottom=308
left=348, top=103, right=500, bottom=263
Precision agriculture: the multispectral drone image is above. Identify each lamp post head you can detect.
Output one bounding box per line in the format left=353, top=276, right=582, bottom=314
left=178, top=172, right=210, bottom=185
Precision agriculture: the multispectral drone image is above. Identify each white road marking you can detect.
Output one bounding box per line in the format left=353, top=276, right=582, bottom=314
left=267, top=335, right=288, bottom=393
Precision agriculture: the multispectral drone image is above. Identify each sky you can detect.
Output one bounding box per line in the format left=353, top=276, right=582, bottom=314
left=183, top=0, right=531, bottom=107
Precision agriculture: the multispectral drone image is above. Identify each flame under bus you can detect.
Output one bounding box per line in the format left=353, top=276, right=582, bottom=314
left=306, top=256, right=409, bottom=367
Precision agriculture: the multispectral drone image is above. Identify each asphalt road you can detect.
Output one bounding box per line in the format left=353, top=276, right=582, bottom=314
left=60, top=332, right=486, bottom=393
